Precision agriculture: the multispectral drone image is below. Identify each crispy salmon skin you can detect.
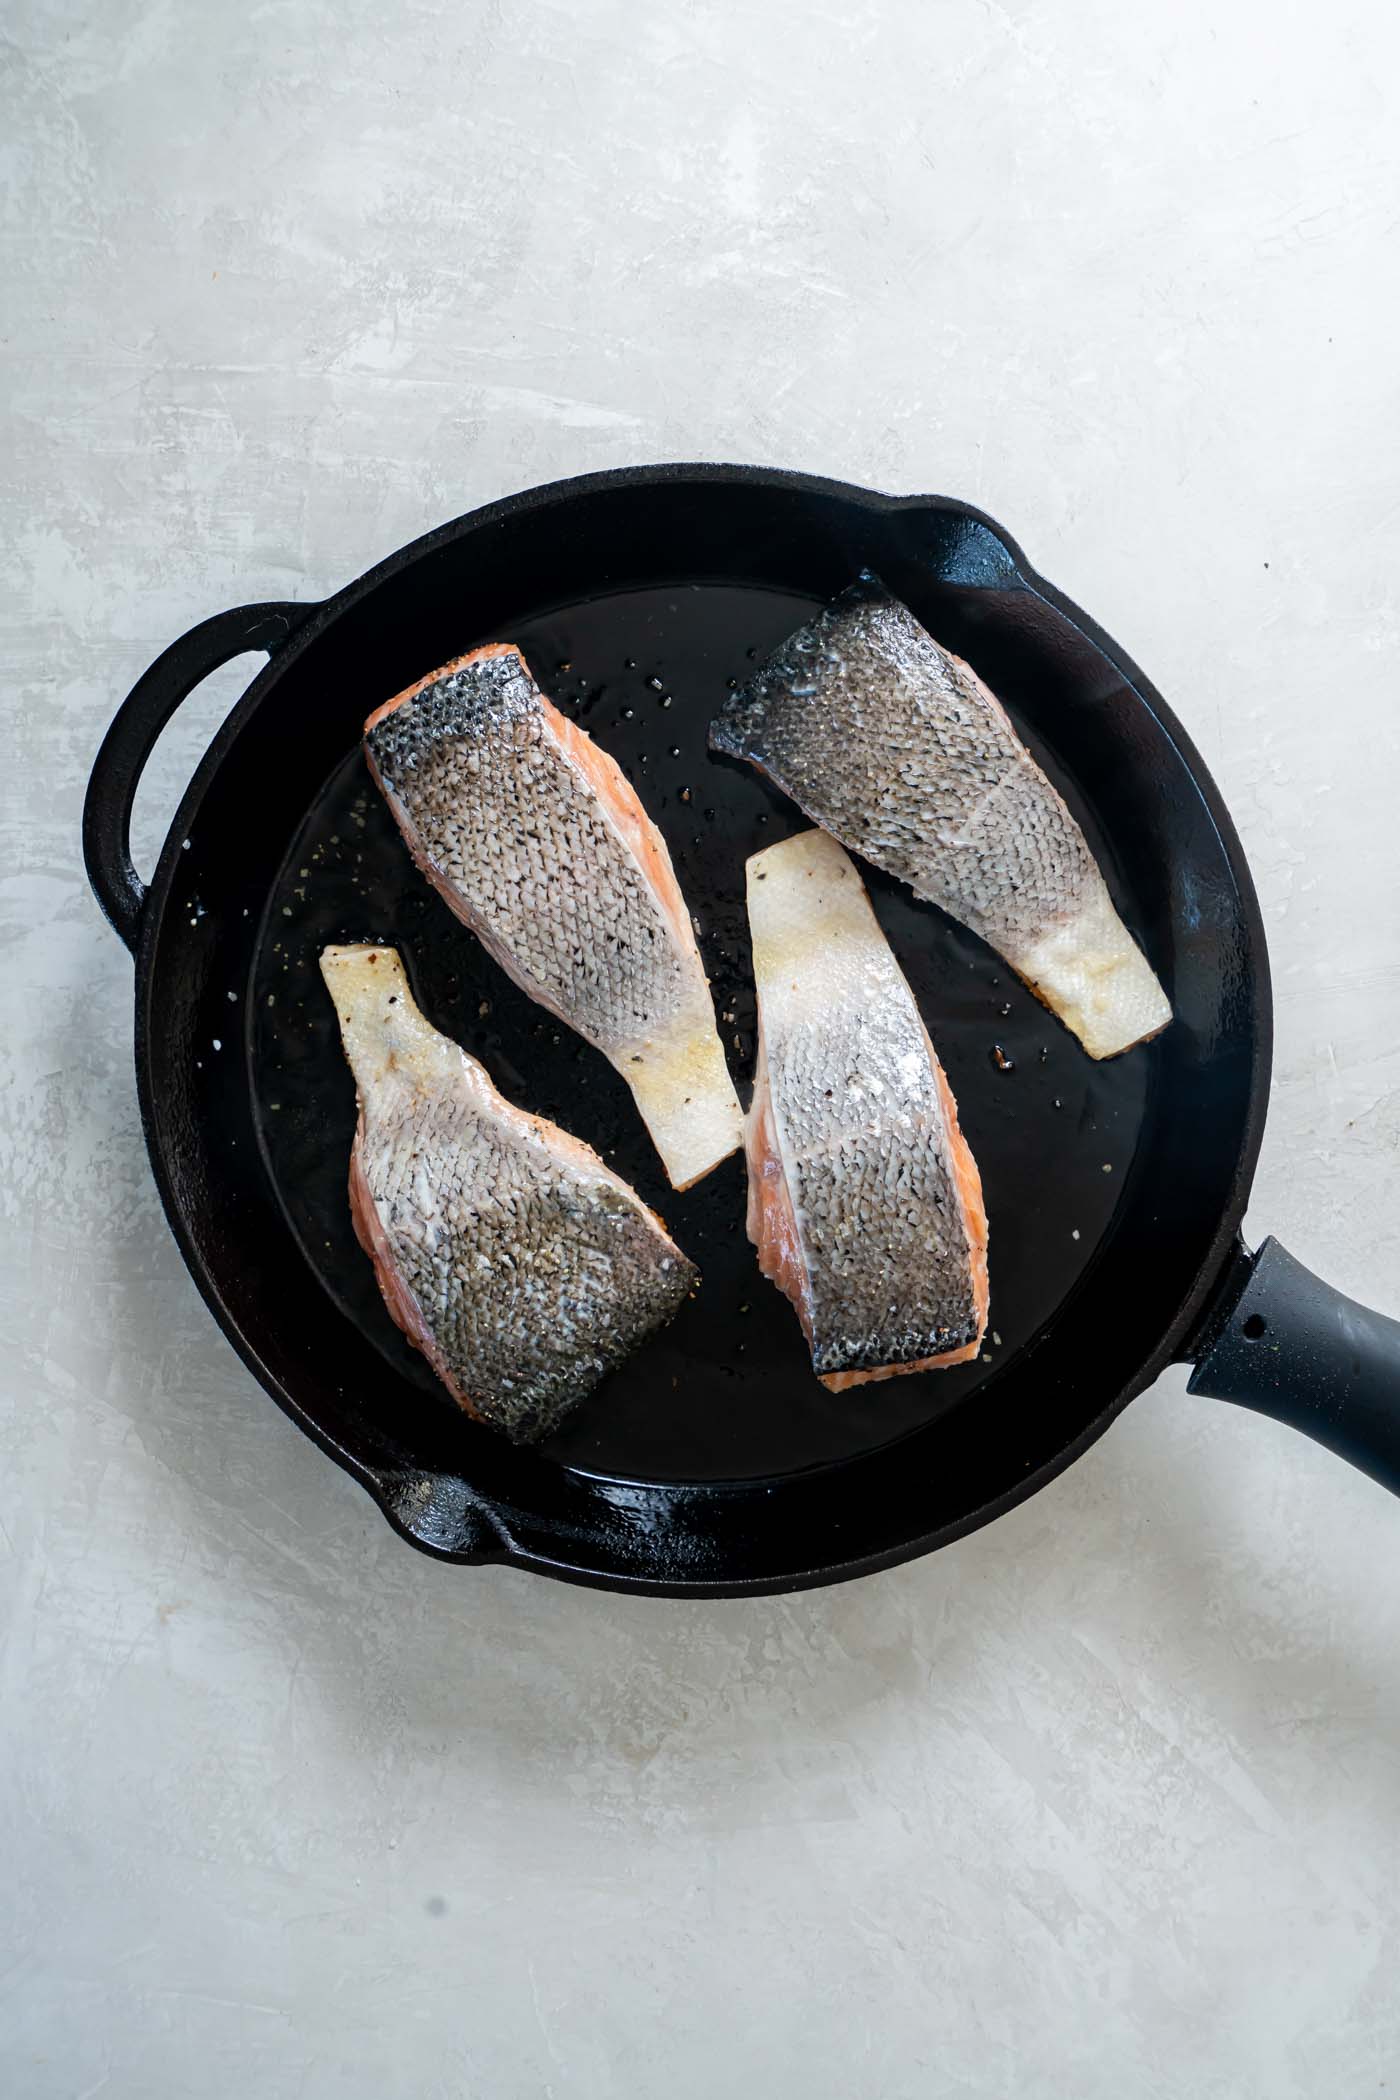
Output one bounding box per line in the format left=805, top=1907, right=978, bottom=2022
left=365, top=644, right=742, bottom=1189
left=321, top=944, right=697, bottom=1443
left=744, top=830, right=989, bottom=1389
left=711, top=576, right=1171, bottom=1060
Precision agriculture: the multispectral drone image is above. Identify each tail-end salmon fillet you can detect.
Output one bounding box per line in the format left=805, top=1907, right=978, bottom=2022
left=711, top=576, right=1171, bottom=1060
left=321, top=944, right=697, bottom=1443
left=744, top=830, right=988, bottom=1390
left=365, top=644, right=742, bottom=1189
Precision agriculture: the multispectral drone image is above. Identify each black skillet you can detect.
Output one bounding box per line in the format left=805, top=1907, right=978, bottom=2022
left=82, top=465, right=1400, bottom=1594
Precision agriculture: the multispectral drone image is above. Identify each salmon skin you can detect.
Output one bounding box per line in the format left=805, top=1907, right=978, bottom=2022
left=711, top=576, right=1171, bottom=1060
left=321, top=945, right=697, bottom=1443
left=365, top=644, right=743, bottom=1189
left=744, top=830, right=989, bottom=1390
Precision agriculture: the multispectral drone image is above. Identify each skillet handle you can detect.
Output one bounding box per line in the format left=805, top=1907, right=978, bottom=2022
left=1189, top=1237, right=1400, bottom=1493
left=83, top=601, right=316, bottom=954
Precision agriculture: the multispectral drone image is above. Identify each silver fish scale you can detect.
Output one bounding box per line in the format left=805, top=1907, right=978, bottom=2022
left=368, top=654, right=688, bottom=1048
left=712, top=578, right=1097, bottom=957
left=768, top=1010, right=979, bottom=1376
left=362, top=1080, right=695, bottom=1442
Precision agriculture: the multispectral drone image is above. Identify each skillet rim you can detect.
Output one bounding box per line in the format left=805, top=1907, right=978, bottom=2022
left=125, top=462, right=1273, bottom=1593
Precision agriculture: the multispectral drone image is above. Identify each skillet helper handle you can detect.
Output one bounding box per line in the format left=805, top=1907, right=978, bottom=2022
left=1189, top=1237, right=1400, bottom=1493
left=83, top=601, right=314, bottom=954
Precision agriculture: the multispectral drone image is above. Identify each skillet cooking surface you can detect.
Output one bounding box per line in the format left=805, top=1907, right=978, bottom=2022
left=121, top=470, right=1262, bottom=1587
left=250, top=581, right=1153, bottom=1485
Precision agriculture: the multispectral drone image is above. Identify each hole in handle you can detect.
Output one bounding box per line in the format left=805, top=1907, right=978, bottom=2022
left=1242, top=1313, right=1267, bottom=1341
left=129, top=650, right=270, bottom=885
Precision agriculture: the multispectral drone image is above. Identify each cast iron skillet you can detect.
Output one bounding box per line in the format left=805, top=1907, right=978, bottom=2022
left=83, top=465, right=1400, bottom=1594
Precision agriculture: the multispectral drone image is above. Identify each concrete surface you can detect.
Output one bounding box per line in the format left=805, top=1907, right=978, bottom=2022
left=4, top=1, right=1399, bottom=2094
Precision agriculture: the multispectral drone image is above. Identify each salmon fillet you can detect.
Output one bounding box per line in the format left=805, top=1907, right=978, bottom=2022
left=744, top=830, right=989, bottom=1389
left=711, top=576, right=1171, bottom=1060
left=321, top=944, right=697, bottom=1443
left=365, top=643, right=742, bottom=1189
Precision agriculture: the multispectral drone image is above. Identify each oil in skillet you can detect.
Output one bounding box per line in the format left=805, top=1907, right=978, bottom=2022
left=247, top=584, right=1149, bottom=1487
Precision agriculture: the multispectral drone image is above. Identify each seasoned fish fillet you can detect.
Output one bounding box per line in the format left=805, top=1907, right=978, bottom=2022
left=711, top=576, right=1171, bottom=1059
left=365, top=644, right=742, bottom=1189
left=744, top=830, right=989, bottom=1389
left=321, top=945, right=697, bottom=1443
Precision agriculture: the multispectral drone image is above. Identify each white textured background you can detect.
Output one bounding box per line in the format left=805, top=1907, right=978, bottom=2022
left=4, top=2, right=1400, bottom=2094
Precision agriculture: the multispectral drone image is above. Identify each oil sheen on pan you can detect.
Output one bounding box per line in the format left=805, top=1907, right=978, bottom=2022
left=252, top=583, right=1153, bottom=1487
